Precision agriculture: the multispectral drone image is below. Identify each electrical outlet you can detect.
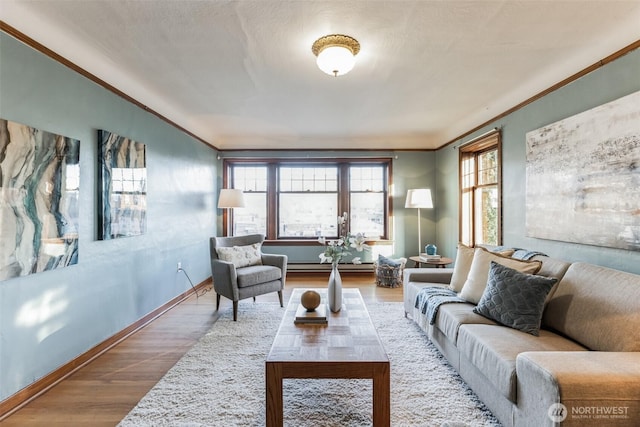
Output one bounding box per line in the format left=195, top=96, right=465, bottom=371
left=177, top=262, right=182, bottom=272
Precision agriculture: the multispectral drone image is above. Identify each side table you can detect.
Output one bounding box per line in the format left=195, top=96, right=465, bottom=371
left=409, top=256, right=453, bottom=268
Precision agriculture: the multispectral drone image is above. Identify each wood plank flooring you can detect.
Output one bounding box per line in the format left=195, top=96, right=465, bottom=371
left=2, top=273, right=402, bottom=426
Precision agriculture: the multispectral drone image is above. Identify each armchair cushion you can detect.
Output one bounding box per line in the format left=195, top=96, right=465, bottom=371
left=236, top=265, right=282, bottom=288
left=216, top=243, right=263, bottom=268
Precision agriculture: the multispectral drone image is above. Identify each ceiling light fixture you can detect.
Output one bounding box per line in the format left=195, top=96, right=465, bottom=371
left=311, top=34, right=360, bottom=77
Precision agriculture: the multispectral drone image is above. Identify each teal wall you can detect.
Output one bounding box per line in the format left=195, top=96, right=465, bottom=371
left=436, top=48, right=640, bottom=274
left=217, top=150, right=436, bottom=262
left=0, top=33, right=218, bottom=400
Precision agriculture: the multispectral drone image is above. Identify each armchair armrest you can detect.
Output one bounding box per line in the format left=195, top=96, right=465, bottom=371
left=211, top=259, right=239, bottom=300
left=261, top=253, right=287, bottom=268
left=516, top=351, right=640, bottom=427
left=261, top=253, right=288, bottom=287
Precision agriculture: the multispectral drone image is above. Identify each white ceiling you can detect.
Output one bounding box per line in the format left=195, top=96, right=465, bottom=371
left=2, top=1, right=640, bottom=151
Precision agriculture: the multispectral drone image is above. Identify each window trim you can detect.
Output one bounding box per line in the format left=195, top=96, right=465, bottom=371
left=458, top=131, right=502, bottom=247
left=222, top=158, right=393, bottom=242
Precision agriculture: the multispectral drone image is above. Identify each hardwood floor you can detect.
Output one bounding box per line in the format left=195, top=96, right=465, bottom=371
left=1, top=273, right=403, bottom=426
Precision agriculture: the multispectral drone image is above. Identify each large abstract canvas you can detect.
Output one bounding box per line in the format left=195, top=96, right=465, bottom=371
left=0, top=119, right=80, bottom=281
left=98, top=130, right=146, bottom=240
left=526, top=90, right=640, bottom=251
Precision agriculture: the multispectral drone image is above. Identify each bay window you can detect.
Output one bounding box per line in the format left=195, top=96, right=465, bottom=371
left=222, top=159, right=390, bottom=241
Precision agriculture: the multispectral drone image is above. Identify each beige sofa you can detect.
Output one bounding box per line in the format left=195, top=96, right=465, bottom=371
left=403, top=254, right=640, bottom=427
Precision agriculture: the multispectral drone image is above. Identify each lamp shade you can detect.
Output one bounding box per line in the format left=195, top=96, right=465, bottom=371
left=405, top=189, right=433, bottom=209
left=217, top=189, right=245, bottom=209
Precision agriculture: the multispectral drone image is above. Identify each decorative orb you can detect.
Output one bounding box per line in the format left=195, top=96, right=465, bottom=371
left=301, top=290, right=321, bottom=311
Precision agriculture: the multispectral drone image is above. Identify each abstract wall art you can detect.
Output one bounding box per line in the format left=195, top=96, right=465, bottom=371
left=0, top=118, right=80, bottom=281
left=98, top=130, right=147, bottom=240
left=525, top=90, right=640, bottom=251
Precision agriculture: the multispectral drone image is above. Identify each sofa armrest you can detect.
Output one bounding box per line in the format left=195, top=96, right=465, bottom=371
left=403, top=268, right=454, bottom=317
left=516, top=351, right=640, bottom=427
left=403, top=267, right=453, bottom=285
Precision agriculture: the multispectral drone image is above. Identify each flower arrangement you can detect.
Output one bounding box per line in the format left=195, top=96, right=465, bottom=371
left=318, top=212, right=369, bottom=267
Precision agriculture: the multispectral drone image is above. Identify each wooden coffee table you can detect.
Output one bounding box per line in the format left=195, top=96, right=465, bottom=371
left=265, top=288, right=390, bottom=426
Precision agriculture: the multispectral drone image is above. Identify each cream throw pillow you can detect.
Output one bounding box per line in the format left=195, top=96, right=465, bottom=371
left=495, top=248, right=516, bottom=257
left=459, top=247, right=542, bottom=304
left=216, top=243, right=262, bottom=268
left=449, top=244, right=516, bottom=292
left=449, top=243, right=475, bottom=292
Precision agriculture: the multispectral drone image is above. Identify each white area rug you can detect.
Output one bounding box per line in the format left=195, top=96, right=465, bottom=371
left=119, top=301, right=501, bottom=426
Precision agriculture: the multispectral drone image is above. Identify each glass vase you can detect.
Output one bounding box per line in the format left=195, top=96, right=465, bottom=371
left=328, top=263, right=343, bottom=312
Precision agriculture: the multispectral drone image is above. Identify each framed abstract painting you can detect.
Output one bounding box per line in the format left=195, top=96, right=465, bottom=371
left=98, top=130, right=147, bottom=240
left=0, top=118, right=80, bottom=281
left=525, top=90, right=640, bottom=251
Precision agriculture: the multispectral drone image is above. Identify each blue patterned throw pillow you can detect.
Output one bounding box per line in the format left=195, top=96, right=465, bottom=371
left=377, top=254, right=401, bottom=267
left=473, top=261, right=557, bottom=336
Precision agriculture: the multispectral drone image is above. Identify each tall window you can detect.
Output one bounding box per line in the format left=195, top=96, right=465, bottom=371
left=459, top=131, right=501, bottom=247
left=231, top=165, right=268, bottom=236
left=350, top=166, right=385, bottom=238
left=223, top=159, right=390, bottom=240
left=279, top=166, right=338, bottom=237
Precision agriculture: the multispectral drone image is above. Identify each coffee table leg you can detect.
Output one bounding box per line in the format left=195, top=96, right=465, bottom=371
left=372, top=363, right=390, bottom=426
left=266, top=362, right=283, bottom=427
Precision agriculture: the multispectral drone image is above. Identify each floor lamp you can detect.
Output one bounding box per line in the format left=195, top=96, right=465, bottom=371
left=405, top=189, right=433, bottom=254
left=218, top=188, right=245, bottom=235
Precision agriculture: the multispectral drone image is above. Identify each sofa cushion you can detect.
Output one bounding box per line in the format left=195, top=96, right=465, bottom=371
left=529, top=255, right=571, bottom=281
left=449, top=243, right=475, bottom=292
left=459, top=247, right=542, bottom=304
left=449, top=244, right=516, bottom=292
left=435, top=303, right=497, bottom=344
left=216, top=243, right=263, bottom=268
left=530, top=255, right=572, bottom=304
left=543, top=262, right=640, bottom=351
left=236, top=265, right=281, bottom=288
left=473, top=262, right=557, bottom=336
left=457, top=324, right=588, bottom=402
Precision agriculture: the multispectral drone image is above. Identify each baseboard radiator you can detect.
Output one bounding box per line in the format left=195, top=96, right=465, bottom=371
left=288, top=263, right=374, bottom=273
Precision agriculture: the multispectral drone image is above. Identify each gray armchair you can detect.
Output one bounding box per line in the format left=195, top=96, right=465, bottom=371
left=209, top=234, right=287, bottom=321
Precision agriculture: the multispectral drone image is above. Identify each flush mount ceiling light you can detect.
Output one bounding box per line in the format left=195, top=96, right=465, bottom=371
left=311, top=34, right=360, bottom=77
